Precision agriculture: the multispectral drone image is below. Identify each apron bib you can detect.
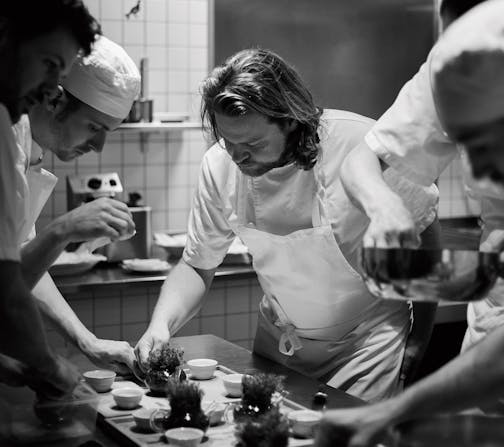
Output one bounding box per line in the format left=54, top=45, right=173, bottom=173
left=233, top=162, right=409, bottom=402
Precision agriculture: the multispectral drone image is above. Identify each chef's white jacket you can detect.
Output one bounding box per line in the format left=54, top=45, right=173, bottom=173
left=0, top=104, right=25, bottom=261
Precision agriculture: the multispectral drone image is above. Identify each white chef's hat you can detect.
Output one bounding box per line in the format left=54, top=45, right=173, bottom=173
left=61, top=36, right=140, bottom=119
left=431, top=0, right=504, bottom=135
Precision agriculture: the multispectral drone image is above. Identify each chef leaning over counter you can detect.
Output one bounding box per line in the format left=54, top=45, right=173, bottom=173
left=11, top=35, right=139, bottom=376
left=0, top=0, right=99, bottom=400
left=321, top=1, right=504, bottom=445
left=341, top=0, right=495, bottom=374
left=135, top=48, right=440, bottom=402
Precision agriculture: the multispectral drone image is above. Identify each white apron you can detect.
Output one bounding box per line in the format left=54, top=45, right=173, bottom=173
left=233, top=162, right=410, bottom=402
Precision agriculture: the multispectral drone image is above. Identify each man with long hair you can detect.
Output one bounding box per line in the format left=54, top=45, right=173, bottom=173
left=135, top=48, right=438, bottom=402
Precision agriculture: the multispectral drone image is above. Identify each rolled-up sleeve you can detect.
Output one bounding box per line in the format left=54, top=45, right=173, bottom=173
left=0, top=105, right=21, bottom=261
left=366, top=50, right=457, bottom=186
left=182, top=148, right=235, bottom=270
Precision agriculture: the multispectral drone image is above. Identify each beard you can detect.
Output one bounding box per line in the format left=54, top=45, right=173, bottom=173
left=238, top=142, right=294, bottom=177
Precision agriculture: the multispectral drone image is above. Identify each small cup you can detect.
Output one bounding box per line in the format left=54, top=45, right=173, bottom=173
left=202, top=400, right=227, bottom=426
left=288, top=409, right=322, bottom=438
left=111, top=387, right=143, bottom=410
left=133, top=407, right=156, bottom=431
left=222, top=373, right=244, bottom=397
left=187, top=358, right=218, bottom=380
left=164, top=427, right=204, bottom=447
left=83, top=369, right=116, bottom=393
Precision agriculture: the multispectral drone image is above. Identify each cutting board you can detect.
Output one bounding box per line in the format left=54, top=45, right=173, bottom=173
left=101, top=365, right=314, bottom=447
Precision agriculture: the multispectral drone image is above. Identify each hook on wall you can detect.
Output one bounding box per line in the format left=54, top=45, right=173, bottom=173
left=125, top=0, right=141, bottom=19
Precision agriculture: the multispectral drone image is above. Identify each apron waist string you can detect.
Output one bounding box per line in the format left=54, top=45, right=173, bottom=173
left=275, top=321, right=303, bottom=356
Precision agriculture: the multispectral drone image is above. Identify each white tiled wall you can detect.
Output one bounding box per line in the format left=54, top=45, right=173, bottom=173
left=37, top=0, right=211, bottom=233
left=46, top=278, right=264, bottom=351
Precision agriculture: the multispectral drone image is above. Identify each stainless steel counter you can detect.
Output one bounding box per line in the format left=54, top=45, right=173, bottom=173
left=53, top=263, right=256, bottom=294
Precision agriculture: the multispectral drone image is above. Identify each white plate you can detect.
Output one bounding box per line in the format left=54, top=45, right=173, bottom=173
left=121, top=258, right=172, bottom=274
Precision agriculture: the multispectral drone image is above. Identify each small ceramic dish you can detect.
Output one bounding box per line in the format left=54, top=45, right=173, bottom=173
left=111, top=387, right=143, bottom=409
left=132, top=407, right=156, bottom=431
left=222, top=373, right=244, bottom=397
left=288, top=409, right=322, bottom=438
left=187, top=358, right=218, bottom=380
left=202, top=400, right=227, bottom=426
left=82, top=369, right=116, bottom=393
left=164, top=427, right=204, bottom=447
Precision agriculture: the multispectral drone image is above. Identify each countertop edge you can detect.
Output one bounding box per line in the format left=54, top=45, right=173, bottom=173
left=54, top=263, right=256, bottom=294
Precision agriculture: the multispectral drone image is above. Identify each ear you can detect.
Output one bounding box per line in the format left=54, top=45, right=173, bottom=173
left=285, top=119, right=298, bottom=133
left=46, top=86, right=66, bottom=112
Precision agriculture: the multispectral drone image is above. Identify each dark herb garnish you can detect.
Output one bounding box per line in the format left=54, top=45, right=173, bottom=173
left=235, top=407, right=289, bottom=447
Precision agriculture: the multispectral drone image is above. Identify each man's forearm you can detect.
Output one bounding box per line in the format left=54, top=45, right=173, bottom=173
left=148, top=259, right=215, bottom=335
left=0, top=261, right=56, bottom=372
left=21, top=221, right=68, bottom=288
left=33, top=272, right=97, bottom=351
left=390, top=324, right=504, bottom=422
left=340, top=141, right=396, bottom=215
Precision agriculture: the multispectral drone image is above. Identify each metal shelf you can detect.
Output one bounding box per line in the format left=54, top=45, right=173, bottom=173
left=118, top=121, right=201, bottom=133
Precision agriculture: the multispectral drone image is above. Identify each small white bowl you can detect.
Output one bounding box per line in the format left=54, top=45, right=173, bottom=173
left=111, top=387, right=143, bottom=410
left=164, top=427, right=204, bottom=447
left=222, top=373, right=244, bottom=397
left=132, top=407, right=156, bottom=431
left=288, top=409, right=322, bottom=438
left=83, top=369, right=116, bottom=393
left=187, top=358, right=218, bottom=380
left=202, top=400, right=226, bottom=426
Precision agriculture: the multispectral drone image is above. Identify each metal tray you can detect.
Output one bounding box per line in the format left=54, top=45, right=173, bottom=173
left=101, top=365, right=314, bottom=446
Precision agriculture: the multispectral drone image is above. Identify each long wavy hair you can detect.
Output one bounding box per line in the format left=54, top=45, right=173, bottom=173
left=201, top=48, right=322, bottom=170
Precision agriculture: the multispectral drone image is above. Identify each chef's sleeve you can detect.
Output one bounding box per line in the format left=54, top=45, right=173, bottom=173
left=0, top=104, right=21, bottom=261
left=183, top=150, right=235, bottom=270
left=365, top=50, right=457, bottom=186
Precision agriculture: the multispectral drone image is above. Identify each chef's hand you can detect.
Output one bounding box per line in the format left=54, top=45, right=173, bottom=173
left=83, top=337, right=135, bottom=376
left=480, top=229, right=504, bottom=253
left=134, top=324, right=171, bottom=372
left=53, top=197, right=135, bottom=243
left=29, top=355, right=81, bottom=400
left=317, top=404, right=393, bottom=447
left=364, top=194, right=419, bottom=248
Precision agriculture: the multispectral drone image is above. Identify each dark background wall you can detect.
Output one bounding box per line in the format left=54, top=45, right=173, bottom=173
left=214, top=0, right=436, bottom=119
